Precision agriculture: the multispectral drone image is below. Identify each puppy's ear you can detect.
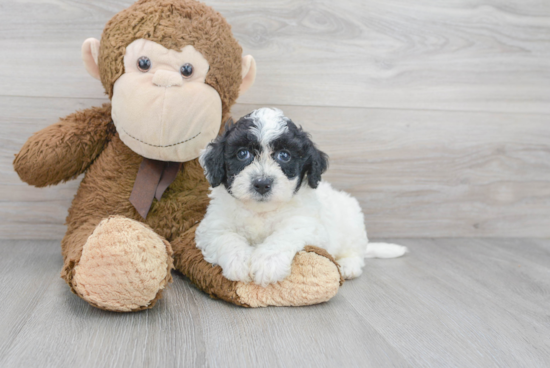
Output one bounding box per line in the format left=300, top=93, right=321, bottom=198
left=306, top=143, right=329, bottom=188
left=199, top=139, right=225, bottom=187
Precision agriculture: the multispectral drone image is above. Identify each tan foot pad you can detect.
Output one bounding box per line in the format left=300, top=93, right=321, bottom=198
left=235, top=246, right=344, bottom=307
left=72, top=216, right=173, bottom=312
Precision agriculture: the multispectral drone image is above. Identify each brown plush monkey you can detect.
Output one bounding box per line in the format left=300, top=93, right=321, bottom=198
left=14, top=0, right=342, bottom=312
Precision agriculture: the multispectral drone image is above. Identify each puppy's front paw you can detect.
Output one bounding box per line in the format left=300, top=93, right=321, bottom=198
left=249, top=250, right=294, bottom=287
left=219, top=249, right=253, bottom=283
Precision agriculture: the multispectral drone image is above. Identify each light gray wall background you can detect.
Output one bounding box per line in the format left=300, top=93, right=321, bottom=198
left=1, top=0, right=549, bottom=239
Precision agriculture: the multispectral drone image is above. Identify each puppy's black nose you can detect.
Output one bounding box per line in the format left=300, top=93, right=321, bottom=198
left=252, top=178, right=273, bottom=195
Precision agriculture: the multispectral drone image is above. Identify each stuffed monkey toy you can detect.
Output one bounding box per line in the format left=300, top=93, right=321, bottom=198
left=13, top=0, right=342, bottom=312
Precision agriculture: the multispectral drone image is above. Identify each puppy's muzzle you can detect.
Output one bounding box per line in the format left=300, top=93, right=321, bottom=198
left=252, top=178, right=273, bottom=195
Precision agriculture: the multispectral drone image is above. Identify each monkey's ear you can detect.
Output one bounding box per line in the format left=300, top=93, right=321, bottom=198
left=82, top=38, right=101, bottom=80
left=240, top=55, right=256, bottom=95
left=199, top=140, right=226, bottom=188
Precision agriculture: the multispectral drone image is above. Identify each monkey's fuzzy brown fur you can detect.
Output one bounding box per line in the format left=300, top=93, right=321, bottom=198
left=13, top=0, right=342, bottom=311
left=13, top=104, right=115, bottom=188
left=99, top=0, right=243, bottom=114
left=15, top=103, right=218, bottom=308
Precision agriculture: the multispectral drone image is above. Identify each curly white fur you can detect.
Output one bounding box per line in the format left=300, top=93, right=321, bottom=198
left=197, top=181, right=407, bottom=286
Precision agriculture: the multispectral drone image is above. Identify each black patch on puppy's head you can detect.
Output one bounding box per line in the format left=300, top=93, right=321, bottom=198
left=200, top=114, right=259, bottom=189
left=200, top=111, right=329, bottom=194
left=200, top=138, right=226, bottom=188
left=304, top=139, right=329, bottom=188
left=269, top=120, right=329, bottom=190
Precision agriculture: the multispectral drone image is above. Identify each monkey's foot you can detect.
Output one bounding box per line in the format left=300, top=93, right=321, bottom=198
left=72, top=216, right=173, bottom=312
left=235, top=246, right=343, bottom=307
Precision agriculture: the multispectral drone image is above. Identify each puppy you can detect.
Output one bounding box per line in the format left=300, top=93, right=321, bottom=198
left=196, top=108, right=407, bottom=287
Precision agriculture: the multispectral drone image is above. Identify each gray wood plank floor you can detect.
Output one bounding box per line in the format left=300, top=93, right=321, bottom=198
left=1, top=238, right=549, bottom=368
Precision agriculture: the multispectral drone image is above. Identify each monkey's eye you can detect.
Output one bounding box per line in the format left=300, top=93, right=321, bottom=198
left=137, top=56, right=151, bottom=72
left=237, top=149, right=251, bottom=161
left=180, top=63, right=194, bottom=78
left=276, top=150, right=291, bottom=163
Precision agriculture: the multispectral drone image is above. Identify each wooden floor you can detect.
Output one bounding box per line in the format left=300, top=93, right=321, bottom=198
left=1, top=238, right=549, bottom=368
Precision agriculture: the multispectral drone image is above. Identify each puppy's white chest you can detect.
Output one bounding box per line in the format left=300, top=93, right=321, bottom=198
left=237, top=214, right=274, bottom=246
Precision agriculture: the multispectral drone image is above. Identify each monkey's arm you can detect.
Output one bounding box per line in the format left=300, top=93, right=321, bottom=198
left=14, top=103, right=114, bottom=187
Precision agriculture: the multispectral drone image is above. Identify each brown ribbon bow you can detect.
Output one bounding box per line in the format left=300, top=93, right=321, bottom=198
left=129, top=158, right=182, bottom=219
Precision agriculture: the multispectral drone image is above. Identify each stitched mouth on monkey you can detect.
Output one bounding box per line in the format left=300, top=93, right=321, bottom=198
left=111, top=39, right=222, bottom=162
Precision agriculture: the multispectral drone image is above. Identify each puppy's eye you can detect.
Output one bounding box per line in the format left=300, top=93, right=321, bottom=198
left=276, top=150, right=291, bottom=163
left=180, top=63, right=194, bottom=78
left=237, top=149, right=251, bottom=161
left=137, top=56, right=151, bottom=72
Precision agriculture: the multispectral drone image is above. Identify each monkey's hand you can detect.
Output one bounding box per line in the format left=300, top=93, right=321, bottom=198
left=14, top=103, right=114, bottom=187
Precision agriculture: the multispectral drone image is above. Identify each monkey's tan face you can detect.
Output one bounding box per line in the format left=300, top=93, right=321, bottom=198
left=111, top=39, right=222, bottom=162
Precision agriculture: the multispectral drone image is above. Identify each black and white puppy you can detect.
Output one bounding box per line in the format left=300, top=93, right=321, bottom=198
left=196, top=108, right=406, bottom=287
